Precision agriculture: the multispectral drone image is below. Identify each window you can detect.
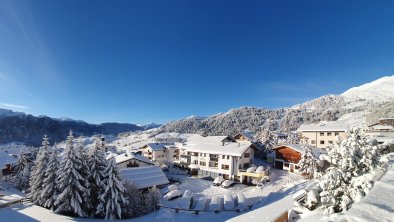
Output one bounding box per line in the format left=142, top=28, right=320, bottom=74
left=200, top=153, right=202, bottom=156
left=200, top=161, right=206, bottom=166
left=311, top=140, right=316, bottom=144
left=227, top=155, right=230, bottom=160
left=335, top=132, right=339, bottom=136
left=243, top=163, right=249, bottom=168
left=204, top=153, right=206, bottom=157
left=320, top=132, right=324, bottom=136
left=320, top=140, right=325, bottom=145
left=284, top=163, right=289, bottom=167
left=221, top=164, right=229, bottom=170
left=244, top=153, right=250, bottom=158
left=222, top=155, right=225, bottom=159
left=327, top=132, right=332, bottom=136
left=194, top=160, right=198, bottom=164
left=328, top=141, right=333, bottom=144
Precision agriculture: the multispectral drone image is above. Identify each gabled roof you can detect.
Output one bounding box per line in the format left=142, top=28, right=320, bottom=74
left=183, top=135, right=254, bottom=157
left=186, top=134, right=234, bottom=144
left=273, top=144, right=327, bottom=158
left=140, top=142, right=175, bottom=151
left=119, top=166, right=169, bottom=189
left=115, top=151, right=153, bottom=165
left=233, top=131, right=254, bottom=141
left=297, top=121, right=349, bottom=132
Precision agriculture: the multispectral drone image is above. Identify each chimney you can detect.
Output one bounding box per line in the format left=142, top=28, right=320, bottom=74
left=222, top=141, right=225, bottom=146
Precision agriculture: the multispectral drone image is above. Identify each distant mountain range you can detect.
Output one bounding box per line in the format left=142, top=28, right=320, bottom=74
left=1, top=75, right=393, bottom=146
left=0, top=110, right=160, bottom=146
left=158, top=75, right=394, bottom=138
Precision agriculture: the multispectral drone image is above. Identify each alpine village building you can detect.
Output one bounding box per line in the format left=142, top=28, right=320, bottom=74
left=139, top=134, right=259, bottom=183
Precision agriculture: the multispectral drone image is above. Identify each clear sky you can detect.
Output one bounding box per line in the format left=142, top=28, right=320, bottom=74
left=0, top=0, right=394, bottom=124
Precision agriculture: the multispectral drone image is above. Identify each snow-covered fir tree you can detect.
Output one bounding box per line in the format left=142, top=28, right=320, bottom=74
left=317, top=128, right=386, bottom=215
left=40, top=146, right=59, bottom=210
left=143, top=186, right=160, bottom=214
left=11, top=152, right=33, bottom=191
left=29, top=135, right=51, bottom=205
left=122, top=182, right=144, bottom=218
left=54, top=131, right=87, bottom=217
left=76, top=137, right=92, bottom=215
left=298, top=145, right=318, bottom=179
left=96, top=157, right=125, bottom=220
left=87, top=138, right=108, bottom=217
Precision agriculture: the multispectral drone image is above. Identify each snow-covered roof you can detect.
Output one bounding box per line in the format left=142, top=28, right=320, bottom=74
left=115, top=152, right=153, bottom=165
left=0, top=151, right=17, bottom=168
left=141, top=142, right=175, bottom=151
left=119, top=166, right=169, bottom=189
left=371, top=124, right=394, bottom=130
left=186, top=135, right=232, bottom=144
left=297, top=121, right=349, bottom=132
left=272, top=132, right=287, bottom=137
left=273, top=144, right=327, bottom=158
left=182, top=135, right=254, bottom=157
left=234, top=131, right=254, bottom=141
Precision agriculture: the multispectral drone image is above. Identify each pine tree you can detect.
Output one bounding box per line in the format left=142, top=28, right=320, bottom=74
left=143, top=186, right=160, bottom=214
left=54, top=131, right=87, bottom=217
left=29, top=135, right=51, bottom=205
left=122, top=182, right=144, bottom=218
left=11, top=152, right=33, bottom=191
left=317, top=128, right=387, bottom=215
left=96, top=157, right=125, bottom=220
left=76, top=137, right=92, bottom=215
left=298, top=145, right=318, bottom=179
left=41, top=147, right=59, bottom=210
left=87, top=138, right=108, bottom=217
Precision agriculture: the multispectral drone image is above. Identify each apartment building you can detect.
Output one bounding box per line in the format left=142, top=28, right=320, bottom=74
left=174, top=135, right=257, bottom=181
left=297, top=122, right=348, bottom=148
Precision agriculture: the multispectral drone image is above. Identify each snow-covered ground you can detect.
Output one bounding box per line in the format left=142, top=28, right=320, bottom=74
left=0, top=166, right=305, bottom=222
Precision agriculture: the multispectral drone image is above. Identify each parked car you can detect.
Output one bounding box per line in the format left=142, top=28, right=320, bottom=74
left=178, top=190, right=194, bottom=209
left=209, top=196, right=220, bottom=213
left=164, top=190, right=182, bottom=201
left=246, top=166, right=257, bottom=173
left=213, top=176, right=225, bottom=186
left=221, top=180, right=235, bottom=188
left=223, top=194, right=235, bottom=210
left=195, top=197, right=206, bottom=211
left=255, top=166, right=265, bottom=173
left=236, top=193, right=246, bottom=211
left=168, top=184, right=179, bottom=192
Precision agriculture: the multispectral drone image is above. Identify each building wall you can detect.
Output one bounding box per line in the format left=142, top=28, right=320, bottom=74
left=141, top=146, right=167, bottom=163
left=300, top=131, right=347, bottom=148
left=191, top=147, right=254, bottom=179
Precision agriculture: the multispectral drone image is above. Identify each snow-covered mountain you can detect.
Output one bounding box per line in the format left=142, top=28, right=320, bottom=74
left=159, top=75, right=394, bottom=137
left=342, top=75, right=394, bottom=102
left=0, top=112, right=144, bottom=146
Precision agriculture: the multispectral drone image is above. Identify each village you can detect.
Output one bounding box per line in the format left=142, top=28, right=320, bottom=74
left=1, top=117, right=393, bottom=221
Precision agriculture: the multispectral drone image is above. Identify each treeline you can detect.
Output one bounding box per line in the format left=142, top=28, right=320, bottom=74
left=3, top=132, right=159, bottom=220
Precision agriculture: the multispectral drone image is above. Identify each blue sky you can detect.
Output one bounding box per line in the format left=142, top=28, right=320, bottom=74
left=0, top=0, right=394, bottom=124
